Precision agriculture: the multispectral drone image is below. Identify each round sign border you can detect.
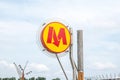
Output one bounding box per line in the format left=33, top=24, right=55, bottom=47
left=41, top=21, right=71, bottom=54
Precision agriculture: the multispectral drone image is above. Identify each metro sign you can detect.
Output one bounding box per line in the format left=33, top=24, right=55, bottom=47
left=41, top=22, right=71, bottom=53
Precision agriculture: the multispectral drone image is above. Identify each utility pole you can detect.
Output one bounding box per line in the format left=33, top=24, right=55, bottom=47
left=77, top=30, right=84, bottom=80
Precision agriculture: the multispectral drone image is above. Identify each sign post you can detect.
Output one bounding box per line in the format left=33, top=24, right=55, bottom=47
left=77, top=30, right=84, bottom=80
left=40, top=21, right=71, bottom=80
left=39, top=20, right=84, bottom=80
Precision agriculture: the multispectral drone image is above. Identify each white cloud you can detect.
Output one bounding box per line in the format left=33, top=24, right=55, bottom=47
left=0, top=60, right=17, bottom=77
left=92, top=62, right=117, bottom=70
left=0, top=21, right=36, bottom=35
left=0, top=60, right=14, bottom=69
left=1, top=0, right=120, bottom=29
left=0, top=1, right=16, bottom=10
left=0, top=20, right=37, bottom=47
left=54, top=70, right=71, bottom=75
left=52, top=70, right=72, bottom=80
left=99, top=41, right=120, bottom=51
left=29, top=63, right=49, bottom=72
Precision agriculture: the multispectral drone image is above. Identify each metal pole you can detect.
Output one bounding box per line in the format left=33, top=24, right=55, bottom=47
left=69, top=28, right=77, bottom=80
left=77, top=30, right=84, bottom=80
left=55, top=54, right=69, bottom=80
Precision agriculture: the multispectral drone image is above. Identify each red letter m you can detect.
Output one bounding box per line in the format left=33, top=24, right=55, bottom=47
left=47, top=27, right=67, bottom=47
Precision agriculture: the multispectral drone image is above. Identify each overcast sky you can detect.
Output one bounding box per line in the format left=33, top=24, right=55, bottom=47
left=0, top=0, right=120, bottom=80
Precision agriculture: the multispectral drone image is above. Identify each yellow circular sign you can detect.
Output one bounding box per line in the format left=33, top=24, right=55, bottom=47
left=41, top=22, right=71, bottom=53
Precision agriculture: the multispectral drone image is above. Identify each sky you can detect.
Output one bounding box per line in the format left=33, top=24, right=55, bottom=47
left=0, top=0, right=120, bottom=80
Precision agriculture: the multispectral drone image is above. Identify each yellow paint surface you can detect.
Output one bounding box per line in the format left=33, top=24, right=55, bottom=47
left=41, top=22, right=71, bottom=53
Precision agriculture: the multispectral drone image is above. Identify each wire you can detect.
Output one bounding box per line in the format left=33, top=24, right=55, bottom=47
left=55, top=54, right=69, bottom=80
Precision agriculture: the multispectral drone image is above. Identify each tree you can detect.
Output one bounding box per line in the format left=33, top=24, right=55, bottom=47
left=29, top=77, right=35, bottom=80
left=18, top=77, right=28, bottom=80
left=36, top=77, right=46, bottom=80
left=2, top=78, right=9, bottom=80
left=52, top=78, right=60, bottom=80
left=9, top=77, right=16, bottom=80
